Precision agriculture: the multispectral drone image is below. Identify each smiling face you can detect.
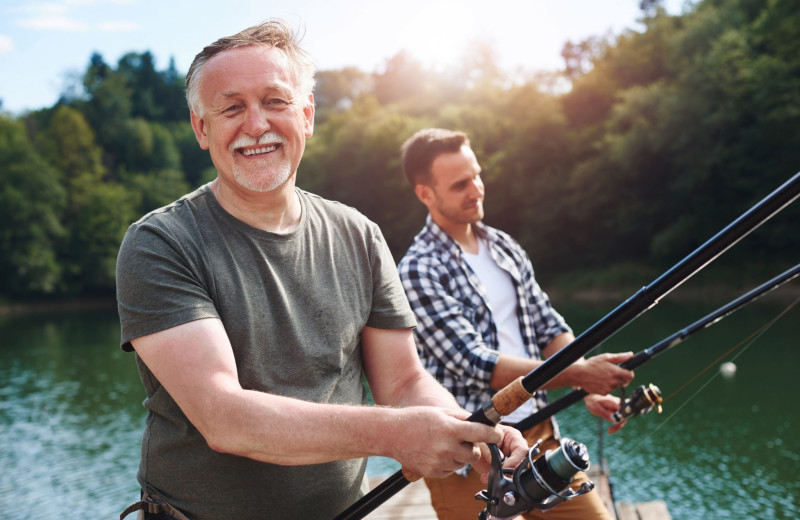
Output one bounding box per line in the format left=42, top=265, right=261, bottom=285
left=416, top=144, right=485, bottom=231
left=190, top=45, right=314, bottom=194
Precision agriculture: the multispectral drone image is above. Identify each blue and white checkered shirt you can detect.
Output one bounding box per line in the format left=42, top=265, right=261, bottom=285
left=398, top=216, right=571, bottom=417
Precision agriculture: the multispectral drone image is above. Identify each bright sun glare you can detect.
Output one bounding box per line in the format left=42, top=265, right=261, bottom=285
left=396, top=1, right=479, bottom=69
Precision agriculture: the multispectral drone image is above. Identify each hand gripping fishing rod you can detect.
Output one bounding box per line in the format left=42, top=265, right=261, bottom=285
left=331, top=171, right=800, bottom=520
left=511, top=261, right=800, bottom=432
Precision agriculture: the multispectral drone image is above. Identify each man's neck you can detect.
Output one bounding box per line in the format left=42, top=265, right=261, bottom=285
left=434, top=217, right=479, bottom=254
left=210, top=178, right=302, bottom=234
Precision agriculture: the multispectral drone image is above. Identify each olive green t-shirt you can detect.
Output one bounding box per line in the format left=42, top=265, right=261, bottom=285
left=116, top=185, right=416, bottom=520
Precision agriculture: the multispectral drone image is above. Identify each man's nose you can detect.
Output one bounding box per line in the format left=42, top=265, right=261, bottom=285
left=242, top=105, right=272, bottom=136
left=470, top=178, right=484, bottom=197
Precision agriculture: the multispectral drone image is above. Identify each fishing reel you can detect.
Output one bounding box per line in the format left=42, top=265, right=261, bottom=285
left=475, top=438, right=594, bottom=520
left=612, top=383, right=663, bottom=423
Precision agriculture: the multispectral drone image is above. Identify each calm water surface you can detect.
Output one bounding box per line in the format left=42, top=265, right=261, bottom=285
left=1, top=296, right=798, bottom=519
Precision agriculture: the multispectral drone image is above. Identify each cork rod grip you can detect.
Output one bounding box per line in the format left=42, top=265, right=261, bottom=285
left=491, top=376, right=532, bottom=417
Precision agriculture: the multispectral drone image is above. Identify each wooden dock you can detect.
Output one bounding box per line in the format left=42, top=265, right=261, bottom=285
left=587, top=464, right=672, bottom=520
left=616, top=501, right=672, bottom=520
left=365, top=478, right=436, bottom=519
left=366, top=466, right=671, bottom=520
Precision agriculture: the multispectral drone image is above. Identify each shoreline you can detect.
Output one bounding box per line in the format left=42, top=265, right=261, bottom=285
left=0, top=296, right=117, bottom=316
left=3, top=281, right=798, bottom=316
left=549, top=283, right=800, bottom=305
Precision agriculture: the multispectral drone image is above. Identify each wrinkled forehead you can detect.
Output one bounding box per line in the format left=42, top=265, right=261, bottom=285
left=201, top=45, right=302, bottom=99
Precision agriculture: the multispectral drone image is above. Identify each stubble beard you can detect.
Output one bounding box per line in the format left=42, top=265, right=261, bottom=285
left=439, top=200, right=484, bottom=226
left=230, top=132, right=294, bottom=192
left=232, top=158, right=293, bottom=192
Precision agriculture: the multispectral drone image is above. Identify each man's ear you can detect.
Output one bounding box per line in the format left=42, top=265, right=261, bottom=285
left=190, top=109, right=210, bottom=150
left=304, top=93, right=315, bottom=138
left=414, top=183, right=434, bottom=208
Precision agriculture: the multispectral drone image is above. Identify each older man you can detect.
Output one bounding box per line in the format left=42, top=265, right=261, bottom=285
left=116, top=22, right=525, bottom=520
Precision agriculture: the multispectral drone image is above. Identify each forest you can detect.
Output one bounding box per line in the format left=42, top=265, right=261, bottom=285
left=1, top=0, right=799, bottom=303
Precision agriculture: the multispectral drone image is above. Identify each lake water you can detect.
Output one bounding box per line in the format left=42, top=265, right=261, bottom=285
left=1, top=294, right=798, bottom=519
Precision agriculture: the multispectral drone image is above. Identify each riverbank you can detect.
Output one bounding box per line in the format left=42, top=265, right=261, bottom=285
left=0, top=296, right=117, bottom=315
left=3, top=261, right=798, bottom=315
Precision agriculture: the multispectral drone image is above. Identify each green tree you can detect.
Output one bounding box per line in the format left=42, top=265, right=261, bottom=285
left=302, top=99, right=426, bottom=258
left=81, top=52, right=133, bottom=156
left=115, top=118, right=182, bottom=172
left=35, top=105, right=134, bottom=293
left=70, top=182, right=136, bottom=290
left=116, top=52, right=187, bottom=123
left=169, top=121, right=214, bottom=187
left=121, top=168, right=190, bottom=217
left=0, top=116, right=66, bottom=297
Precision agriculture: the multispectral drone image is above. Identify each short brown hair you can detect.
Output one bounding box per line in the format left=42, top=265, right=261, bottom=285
left=185, top=19, right=316, bottom=116
left=401, top=128, right=470, bottom=187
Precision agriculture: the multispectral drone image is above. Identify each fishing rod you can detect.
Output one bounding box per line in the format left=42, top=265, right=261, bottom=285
left=332, top=170, right=800, bottom=520
left=511, top=261, right=800, bottom=432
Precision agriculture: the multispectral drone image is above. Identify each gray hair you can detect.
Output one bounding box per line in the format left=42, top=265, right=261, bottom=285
left=185, top=19, right=316, bottom=116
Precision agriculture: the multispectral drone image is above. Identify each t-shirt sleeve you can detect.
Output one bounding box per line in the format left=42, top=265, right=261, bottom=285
left=364, top=224, right=417, bottom=330
left=116, top=221, right=219, bottom=352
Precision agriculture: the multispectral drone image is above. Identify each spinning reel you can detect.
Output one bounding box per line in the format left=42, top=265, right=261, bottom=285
left=476, top=438, right=594, bottom=520
left=612, top=383, right=663, bottom=423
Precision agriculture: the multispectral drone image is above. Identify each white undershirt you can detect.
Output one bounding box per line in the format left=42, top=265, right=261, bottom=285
left=462, top=239, right=534, bottom=422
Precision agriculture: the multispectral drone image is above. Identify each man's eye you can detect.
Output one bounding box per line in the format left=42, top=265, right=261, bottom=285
left=223, top=105, right=242, bottom=114
left=266, top=98, right=290, bottom=109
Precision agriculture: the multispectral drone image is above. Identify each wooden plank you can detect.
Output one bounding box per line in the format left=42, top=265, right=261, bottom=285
left=616, top=500, right=672, bottom=520
left=617, top=502, right=639, bottom=520
left=365, top=476, right=671, bottom=520
left=636, top=500, right=672, bottom=520
left=366, top=478, right=437, bottom=520
left=587, top=465, right=617, bottom=520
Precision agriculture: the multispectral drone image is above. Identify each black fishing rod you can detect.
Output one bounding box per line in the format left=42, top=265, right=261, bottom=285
left=332, top=170, right=800, bottom=520
left=511, top=261, right=800, bottom=432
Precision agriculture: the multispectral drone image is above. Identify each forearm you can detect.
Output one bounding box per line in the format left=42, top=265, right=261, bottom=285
left=382, top=367, right=461, bottom=410
left=489, top=332, right=584, bottom=391
left=489, top=353, right=580, bottom=390
left=200, top=386, right=439, bottom=465
left=540, top=333, right=636, bottom=394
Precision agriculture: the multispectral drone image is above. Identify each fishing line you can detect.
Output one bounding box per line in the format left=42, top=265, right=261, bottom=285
left=665, top=294, right=800, bottom=402
left=626, top=294, right=800, bottom=452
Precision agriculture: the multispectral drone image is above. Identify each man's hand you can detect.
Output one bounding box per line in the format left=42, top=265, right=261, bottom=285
left=389, top=407, right=527, bottom=481
left=474, top=424, right=529, bottom=483
left=388, top=407, right=498, bottom=478
left=584, top=394, right=627, bottom=434
left=570, top=352, right=635, bottom=395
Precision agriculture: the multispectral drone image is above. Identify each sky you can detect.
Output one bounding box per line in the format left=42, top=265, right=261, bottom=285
left=0, top=0, right=689, bottom=115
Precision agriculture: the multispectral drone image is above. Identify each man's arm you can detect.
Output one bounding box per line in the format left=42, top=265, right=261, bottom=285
left=131, top=318, right=524, bottom=477
left=489, top=333, right=633, bottom=433
left=490, top=332, right=635, bottom=394
left=361, top=326, right=527, bottom=478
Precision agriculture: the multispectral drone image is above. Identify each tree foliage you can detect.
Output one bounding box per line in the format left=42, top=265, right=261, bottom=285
left=0, top=116, right=65, bottom=296
left=1, top=0, right=798, bottom=301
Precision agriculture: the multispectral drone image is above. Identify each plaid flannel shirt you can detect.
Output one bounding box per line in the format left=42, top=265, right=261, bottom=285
left=398, top=216, right=571, bottom=417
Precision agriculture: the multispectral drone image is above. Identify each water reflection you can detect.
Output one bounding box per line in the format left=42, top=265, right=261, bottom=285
left=0, top=308, right=143, bottom=519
